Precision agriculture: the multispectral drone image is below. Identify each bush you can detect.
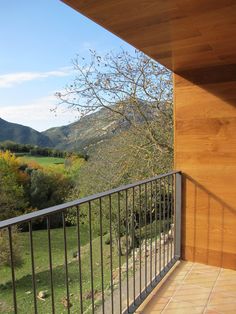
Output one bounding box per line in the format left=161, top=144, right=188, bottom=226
left=104, top=235, right=111, bottom=245
left=0, top=228, right=23, bottom=268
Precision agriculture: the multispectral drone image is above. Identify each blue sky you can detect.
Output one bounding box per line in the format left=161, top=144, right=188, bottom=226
left=0, top=0, right=134, bottom=131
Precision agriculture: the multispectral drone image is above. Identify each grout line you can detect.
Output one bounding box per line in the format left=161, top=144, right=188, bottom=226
left=203, top=267, right=222, bottom=314
left=160, top=262, right=194, bottom=313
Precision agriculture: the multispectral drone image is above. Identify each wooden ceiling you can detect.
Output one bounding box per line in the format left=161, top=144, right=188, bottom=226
left=62, top=0, right=236, bottom=73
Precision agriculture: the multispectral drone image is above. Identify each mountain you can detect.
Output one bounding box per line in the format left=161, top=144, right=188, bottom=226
left=43, top=107, right=130, bottom=152
left=43, top=102, right=157, bottom=153
left=0, top=118, right=53, bottom=147
left=0, top=103, right=156, bottom=152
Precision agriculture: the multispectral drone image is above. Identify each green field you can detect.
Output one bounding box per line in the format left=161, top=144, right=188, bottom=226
left=0, top=226, right=124, bottom=314
left=18, top=155, right=65, bottom=172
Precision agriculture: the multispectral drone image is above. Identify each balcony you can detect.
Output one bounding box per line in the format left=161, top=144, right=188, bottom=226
left=1, top=169, right=236, bottom=314
left=0, top=171, right=182, bottom=313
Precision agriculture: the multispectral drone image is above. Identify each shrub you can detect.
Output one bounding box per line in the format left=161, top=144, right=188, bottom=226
left=104, top=235, right=111, bottom=245
left=0, top=228, right=23, bottom=268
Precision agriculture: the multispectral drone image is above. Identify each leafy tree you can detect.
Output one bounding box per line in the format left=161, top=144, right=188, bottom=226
left=29, top=169, right=73, bottom=209
left=0, top=151, right=27, bottom=220
left=0, top=228, right=22, bottom=267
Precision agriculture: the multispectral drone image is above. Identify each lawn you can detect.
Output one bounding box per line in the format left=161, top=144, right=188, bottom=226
left=18, top=155, right=65, bottom=173
left=0, top=196, right=170, bottom=314
left=0, top=225, right=125, bottom=314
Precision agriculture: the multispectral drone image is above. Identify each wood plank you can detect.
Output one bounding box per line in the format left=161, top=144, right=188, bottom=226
left=175, top=67, right=236, bottom=269
left=62, top=0, right=236, bottom=71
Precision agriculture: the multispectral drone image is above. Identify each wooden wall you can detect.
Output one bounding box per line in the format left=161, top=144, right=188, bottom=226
left=174, top=64, right=236, bottom=270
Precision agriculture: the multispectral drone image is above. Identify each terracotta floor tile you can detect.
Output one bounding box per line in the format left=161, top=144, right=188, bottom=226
left=157, top=291, right=176, bottom=298
left=165, top=300, right=195, bottom=309
left=213, top=285, right=236, bottom=296
left=153, top=297, right=171, bottom=305
left=208, top=303, right=236, bottom=311
left=175, top=288, right=211, bottom=297
left=173, top=294, right=209, bottom=305
left=184, top=281, right=215, bottom=289
left=136, top=261, right=236, bottom=314
left=208, top=295, right=236, bottom=306
left=204, top=309, right=221, bottom=314
left=215, top=280, right=236, bottom=287
left=143, top=301, right=166, bottom=312
left=163, top=306, right=205, bottom=313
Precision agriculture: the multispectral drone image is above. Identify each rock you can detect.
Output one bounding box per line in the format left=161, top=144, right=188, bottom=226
left=84, top=289, right=98, bottom=300
left=84, top=291, right=92, bottom=300
left=72, top=251, right=79, bottom=259
left=61, top=297, right=72, bottom=308
left=38, top=291, right=47, bottom=299
left=25, top=291, right=32, bottom=295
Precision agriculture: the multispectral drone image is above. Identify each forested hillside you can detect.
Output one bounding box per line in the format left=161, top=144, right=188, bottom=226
left=0, top=118, right=53, bottom=147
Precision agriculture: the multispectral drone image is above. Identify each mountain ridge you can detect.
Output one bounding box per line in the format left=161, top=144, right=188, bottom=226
left=0, top=118, right=53, bottom=147
left=0, top=103, right=155, bottom=152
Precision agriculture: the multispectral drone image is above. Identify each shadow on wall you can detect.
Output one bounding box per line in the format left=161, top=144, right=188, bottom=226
left=176, top=64, right=236, bottom=108
left=181, top=173, right=236, bottom=270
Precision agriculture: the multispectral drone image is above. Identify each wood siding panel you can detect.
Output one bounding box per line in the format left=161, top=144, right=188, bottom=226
left=63, top=0, right=236, bottom=71
left=174, top=64, right=236, bottom=270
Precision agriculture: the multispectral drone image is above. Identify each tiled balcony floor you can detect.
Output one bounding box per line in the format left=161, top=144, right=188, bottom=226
left=136, top=261, right=236, bottom=314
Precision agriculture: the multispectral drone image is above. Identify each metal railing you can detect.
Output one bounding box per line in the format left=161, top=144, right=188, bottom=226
left=0, top=171, right=182, bottom=314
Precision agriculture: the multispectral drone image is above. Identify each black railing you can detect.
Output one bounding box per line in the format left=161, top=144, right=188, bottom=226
left=0, top=171, right=182, bottom=314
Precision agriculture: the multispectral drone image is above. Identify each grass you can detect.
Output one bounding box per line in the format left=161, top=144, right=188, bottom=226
left=18, top=155, right=65, bottom=173
left=0, top=225, right=125, bottom=314
left=0, top=210, right=170, bottom=314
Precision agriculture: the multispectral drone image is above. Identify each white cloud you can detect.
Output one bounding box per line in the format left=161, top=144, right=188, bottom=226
left=0, top=67, right=73, bottom=88
left=0, top=93, right=80, bottom=131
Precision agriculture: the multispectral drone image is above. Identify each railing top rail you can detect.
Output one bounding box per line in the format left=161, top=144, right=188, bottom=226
left=0, top=170, right=181, bottom=229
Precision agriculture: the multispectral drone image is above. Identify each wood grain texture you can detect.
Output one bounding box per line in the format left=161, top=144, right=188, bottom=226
left=62, top=0, right=236, bottom=71
left=174, top=65, right=236, bottom=270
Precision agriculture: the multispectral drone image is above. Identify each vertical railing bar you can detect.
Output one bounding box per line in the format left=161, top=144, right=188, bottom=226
left=167, top=175, right=170, bottom=264
left=117, top=193, right=122, bottom=314
left=88, top=201, right=95, bottom=313
left=150, top=182, right=153, bottom=285
left=109, top=194, right=114, bottom=313
left=159, top=178, right=162, bottom=274
left=162, top=177, right=166, bottom=270
left=144, top=183, right=147, bottom=291
left=139, top=185, right=142, bottom=298
left=47, top=216, right=55, bottom=314
left=99, top=199, right=105, bottom=314
left=62, top=212, right=70, bottom=314
left=154, top=180, right=158, bottom=278
left=8, top=226, right=17, bottom=314
left=165, top=176, right=168, bottom=267
left=175, top=172, right=182, bottom=259
left=29, top=221, right=37, bottom=314
left=76, top=206, right=83, bottom=314
left=125, top=189, right=129, bottom=312
left=171, top=175, right=174, bottom=260
left=132, top=187, right=136, bottom=304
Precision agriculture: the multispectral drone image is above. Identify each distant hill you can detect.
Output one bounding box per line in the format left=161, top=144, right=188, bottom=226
left=0, top=103, right=155, bottom=153
left=0, top=118, right=53, bottom=147
left=43, top=107, right=132, bottom=152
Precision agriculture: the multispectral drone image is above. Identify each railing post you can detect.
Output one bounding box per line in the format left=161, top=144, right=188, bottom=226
left=175, top=172, right=182, bottom=259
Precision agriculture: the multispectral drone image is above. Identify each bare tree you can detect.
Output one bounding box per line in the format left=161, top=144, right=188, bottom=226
left=60, top=50, right=174, bottom=253
left=56, top=49, right=173, bottom=165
